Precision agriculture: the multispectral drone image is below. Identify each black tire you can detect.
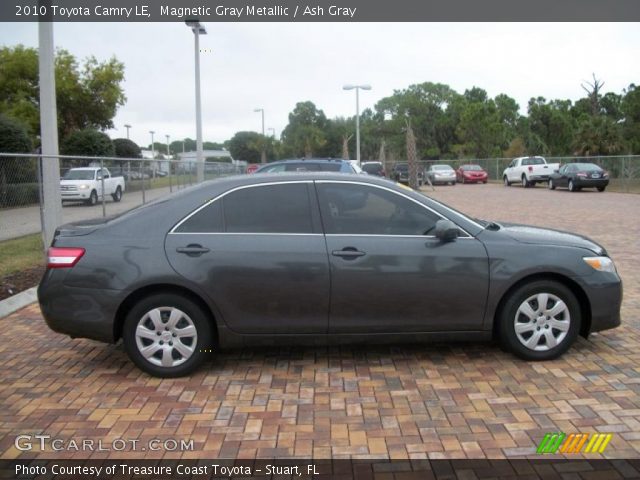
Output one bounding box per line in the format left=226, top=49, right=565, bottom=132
left=452, top=181, right=456, bottom=185
left=483, top=180, right=487, bottom=184
left=503, top=176, right=511, bottom=187
left=123, top=293, right=214, bottom=377
left=521, top=175, right=529, bottom=188
left=597, top=186, right=606, bottom=192
left=87, top=190, right=98, bottom=206
left=498, top=280, right=581, bottom=361
left=568, top=180, right=576, bottom=192
left=111, top=186, right=122, bottom=202
left=548, top=179, right=556, bottom=190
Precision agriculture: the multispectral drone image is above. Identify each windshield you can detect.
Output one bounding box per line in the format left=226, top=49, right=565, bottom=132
left=462, top=165, right=482, bottom=171
left=63, top=170, right=95, bottom=180
left=395, top=164, right=408, bottom=171
left=362, top=163, right=382, bottom=173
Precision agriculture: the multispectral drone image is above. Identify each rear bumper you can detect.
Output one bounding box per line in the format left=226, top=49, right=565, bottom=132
left=38, top=272, right=123, bottom=343
left=575, top=178, right=609, bottom=188
left=528, top=174, right=550, bottom=181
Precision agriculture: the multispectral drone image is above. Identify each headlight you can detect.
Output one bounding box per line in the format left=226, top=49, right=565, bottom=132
left=79, top=184, right=89, bottom=190
left=583, top=256, right=616, bottom=273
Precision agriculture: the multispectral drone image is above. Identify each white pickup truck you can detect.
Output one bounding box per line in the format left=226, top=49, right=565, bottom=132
left=60, top=167, right=125, bottom=205
left=502, top=156, right=560, bottom=188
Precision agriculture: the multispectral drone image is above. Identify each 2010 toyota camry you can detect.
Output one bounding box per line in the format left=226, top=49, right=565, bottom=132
left=38, top=173, right=622, bottom=377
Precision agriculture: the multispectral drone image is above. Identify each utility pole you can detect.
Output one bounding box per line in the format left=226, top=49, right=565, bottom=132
left=38, top=21, right=62, bottom=250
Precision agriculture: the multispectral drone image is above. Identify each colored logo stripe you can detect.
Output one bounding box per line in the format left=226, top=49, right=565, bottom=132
left=537, top=433, right=612, bottom=454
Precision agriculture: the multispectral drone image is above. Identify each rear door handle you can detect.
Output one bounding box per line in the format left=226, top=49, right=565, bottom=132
left=176, top=244, right=210, bottom=257
left=332, top=248, right=366, bottom=259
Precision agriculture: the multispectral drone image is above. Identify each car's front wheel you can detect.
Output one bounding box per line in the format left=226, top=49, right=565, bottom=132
left=499, top=280, right=581, bottom=360
left=123, top=293, right=213, bottom=377
left=597, top=186, right=606, bottom=192
left=503, top=176, right=511, bottom=187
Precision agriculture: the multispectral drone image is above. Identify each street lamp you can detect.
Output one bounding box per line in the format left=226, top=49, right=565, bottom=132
left=254, top=108, right=266, bottom=163
left=124, top=124, right=132, bottom=139
left=165, top=134, right=171, bottom=156
left=149, top=130, right=155, bottom=158
left=342, top=84, right=371, bottom=166
left=186, top=19, right=207, bottom=182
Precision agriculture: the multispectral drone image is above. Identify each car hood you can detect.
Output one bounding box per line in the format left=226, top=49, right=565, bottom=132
left=498, top=223, right=606, bottom=255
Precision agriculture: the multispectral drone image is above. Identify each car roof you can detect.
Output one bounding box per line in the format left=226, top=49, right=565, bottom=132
left=263, top=158, right=349, bottom=165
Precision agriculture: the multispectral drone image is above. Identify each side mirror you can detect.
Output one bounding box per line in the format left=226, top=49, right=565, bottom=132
left=434, top=219, right=459, bottom=242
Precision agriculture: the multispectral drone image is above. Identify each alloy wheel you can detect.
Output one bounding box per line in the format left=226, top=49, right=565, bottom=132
left=134, top=307, right=198, bottom=367
left=513, top=293, right=570, bottom=351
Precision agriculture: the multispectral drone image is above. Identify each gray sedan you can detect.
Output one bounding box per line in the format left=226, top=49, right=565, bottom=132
left=39, top=173, right=622, bottom=377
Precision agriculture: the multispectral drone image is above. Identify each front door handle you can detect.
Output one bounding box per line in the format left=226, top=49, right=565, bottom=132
left=332, top=247, right=366, bottom=259
left=176, top=244, right=210, bottom=257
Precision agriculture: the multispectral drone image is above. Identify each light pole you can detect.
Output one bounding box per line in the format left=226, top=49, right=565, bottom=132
left=254, top=108, right=266, bottom=163
left=186, top=20, right=207, bottom=182
left=124, top=124, right=132, bottom=139
left=149, top=131, right=155, bottom=158
left=342, top=84, right=371, bottom=166
left=165, top=134, right=170, bottom=156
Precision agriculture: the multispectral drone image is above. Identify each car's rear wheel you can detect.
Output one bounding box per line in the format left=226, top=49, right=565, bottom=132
left=112, top=186, right=122, bottom=202
left=548, top=179, right=556, bottom=190
left=522, top=175, right=530, bottom=188
left=123, top=293, right=213, bottom=377
left=568, top=180, right=576, bottom=192
left=498, top=280, right=580, bottom=361
left=597, top=186, right=606, bottom=192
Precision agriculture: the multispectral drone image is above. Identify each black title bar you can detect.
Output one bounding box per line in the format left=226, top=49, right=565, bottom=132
left=2, top=0, right=640, bottom=22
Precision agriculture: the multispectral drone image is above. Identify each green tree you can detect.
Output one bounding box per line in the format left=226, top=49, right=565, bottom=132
left=622, top=84, right=640, bottom=153
left=527, top=97, right=575, bottom=155
left=281, top=101, right=328, bottom=158
left=226, top=131, right=263, bottom=163
left=61, top=129, right=115, bottom=162
left=573, top=115, right=624, bottom=156
left=113, top=138, right=141, bottom=158
left=0, top=45, right=126, bottom=141
left=0, top=115, right=35, bottom=207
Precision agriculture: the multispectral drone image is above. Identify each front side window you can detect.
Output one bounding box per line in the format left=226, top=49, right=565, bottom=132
left=317, top=183, right=441, bottom=236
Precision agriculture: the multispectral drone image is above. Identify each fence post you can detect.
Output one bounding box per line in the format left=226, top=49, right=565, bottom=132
left=141, top=159, right=146, bottom=204
left=100, top=158, right=106, bottom=217
left=169, top=162, right=173, bottom=193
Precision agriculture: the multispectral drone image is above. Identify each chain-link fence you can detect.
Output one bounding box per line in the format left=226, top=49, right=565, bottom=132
left=0, top=153, right=246, bottom=242
left=385, top=155, right=640, bottom=193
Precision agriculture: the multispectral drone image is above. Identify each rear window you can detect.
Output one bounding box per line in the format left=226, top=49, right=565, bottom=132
left=362, top=163, right=383, bottom=174
left=522, top=157, right=545, bottom=166
left=284, top=162, right=342, bottom=172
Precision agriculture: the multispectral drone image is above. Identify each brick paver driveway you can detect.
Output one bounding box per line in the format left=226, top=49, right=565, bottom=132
left=1, top=184, right=639, bottom=460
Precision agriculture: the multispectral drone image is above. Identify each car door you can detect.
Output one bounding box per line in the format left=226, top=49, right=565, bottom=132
left=165, top=181, right=330, bottom=334
left=315, top=181, right=489, bottom=334
left=505, top=160, right=516, bottom=181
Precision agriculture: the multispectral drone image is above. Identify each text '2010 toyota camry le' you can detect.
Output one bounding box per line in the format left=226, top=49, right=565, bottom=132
left=38, top=173, right=622, bottom=377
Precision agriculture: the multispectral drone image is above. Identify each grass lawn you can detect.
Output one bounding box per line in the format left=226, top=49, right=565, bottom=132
left=0, top=233, right=44, bottom=277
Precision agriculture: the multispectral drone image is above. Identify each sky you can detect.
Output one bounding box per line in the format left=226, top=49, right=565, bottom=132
left=1, top=22, right=639, bottom=148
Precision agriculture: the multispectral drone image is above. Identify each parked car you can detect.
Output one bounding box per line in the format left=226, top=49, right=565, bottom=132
left=361, top=161, right=386, bottom=177
left=254, top=159, right=357, bottom=174
left=392, top=162, right=424, bottom=185
left=456, top=164, right=488, bottom=184
left=39, top=173, right=622, bottom=377
left=60, top=167, right=125, bottom=206
left=503, top=156, right=560, bottom=188
left=548, top=163, right=609, bottom=192
left=246, top=164, right=260, bottom=174
left=426, top=164, right=457, bottom=185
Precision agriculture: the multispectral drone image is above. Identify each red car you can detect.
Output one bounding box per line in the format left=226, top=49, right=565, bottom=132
left=456, top=164, right=488, bottom=184
left=246, top=164, right=260, bottom=174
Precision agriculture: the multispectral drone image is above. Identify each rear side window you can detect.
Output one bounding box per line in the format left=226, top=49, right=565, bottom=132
left=175, top=201, right=224, bottom=233
left=176, top=184, right=313, bottom=233
left=224, top=184, right=313, bottom=233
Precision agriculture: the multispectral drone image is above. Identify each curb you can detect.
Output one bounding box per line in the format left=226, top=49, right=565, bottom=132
left=0, top=287, right=38, bottom=318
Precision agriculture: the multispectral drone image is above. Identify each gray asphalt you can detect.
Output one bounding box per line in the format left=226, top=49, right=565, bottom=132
left=0, top=185, right=187, bottom=242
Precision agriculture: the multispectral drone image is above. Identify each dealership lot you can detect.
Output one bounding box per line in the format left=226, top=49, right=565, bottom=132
left=0, top=183, right=638, bottom=460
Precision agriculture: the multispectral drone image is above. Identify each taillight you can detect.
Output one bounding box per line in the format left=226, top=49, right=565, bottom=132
left=528, top=166, right=533, bottom=172
left=47, top=247, right=85, bottom=268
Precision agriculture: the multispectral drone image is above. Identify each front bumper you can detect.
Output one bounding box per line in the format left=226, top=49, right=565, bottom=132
left=61, top=192, right=91, bottom=200
left=463, top=175, right=487, bottom=183
left=577, top=271, right=622, bottom=334
left=431, top=175, right=456, bottom=184
left=38, top=270, right=124, bottom=343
